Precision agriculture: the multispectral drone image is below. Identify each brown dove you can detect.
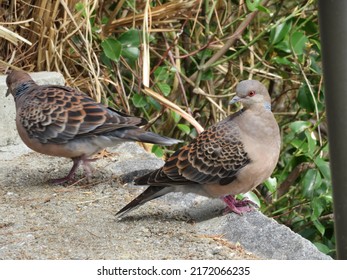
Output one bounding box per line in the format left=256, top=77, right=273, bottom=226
left=116, top=80, right=281, bottom=217
left=6, top=70, right=181, bottom=184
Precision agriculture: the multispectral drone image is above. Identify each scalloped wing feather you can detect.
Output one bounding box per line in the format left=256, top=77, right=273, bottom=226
left=18, top=85, right=146, bottom=144
left=135, top=112, right=250, bottom=187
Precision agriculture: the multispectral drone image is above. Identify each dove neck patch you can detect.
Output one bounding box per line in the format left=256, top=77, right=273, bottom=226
left=15, top=83, right=31, bottom=98
left=264, top=102, right=271, bottom=111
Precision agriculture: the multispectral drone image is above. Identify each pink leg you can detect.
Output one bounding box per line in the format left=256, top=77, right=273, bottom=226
left=81, top=158, right=96, bottom=181
left=49, top=157, right=82, bottom=184
left=49, top=156, right=96, bottom=184
left=221, top=195, right=257, bottom=215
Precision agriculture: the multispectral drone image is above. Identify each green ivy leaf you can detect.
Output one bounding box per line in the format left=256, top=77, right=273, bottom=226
left=290, top=138, right=308, bottom=154
left=263, top=177, right=277, bottom=194
left=245, top=0, right=262, bottom=11
left=154, top=66, right=169, bottom=82
left=75, top=2, right=84, bottom=11
left=312, top=219, right=325, bottom=236
left=272, top=56, right=292, bottom=66
left=171, top=110, right=181, bottom=123
left=75, top=2, right=86, bottom=17
left=256, top=5, right=271, bottom=14
left=270, top=22, right=292, bottom=45
left=311, top=38, right=321, bottom=52
left=201, top=69, right=213, bottom=81
left=189, top=127, right=198, bottom=139
left=132, top=93, right=147, bottom=108
left=100, top=52, right=113, bottom=69
left=117, top=29, right=141, bottom=61
left=122, top=47, right=139, bottom=61
left=291, top=31, right=308, bottom=55
left=289, top=121, right=311, bottom=134
left=148, top=96, right=161, bottom=111
left=314, top=242, right=332, bottom=254
left=302, top=169, right=321, bottom=198
left=309, top=55, right=322, bottom=75
left=314, top=157, right=331, bottom=181
left=118, top=29, right=141, bottom=47
left=274, top=41, right=291, bottom=53
left=298, top=84, right=315, bottom=112
left=177, top=124, right=191, bottom=135
left=157, top=83, right=171, bottom=96
left=101, top=38, right=122, bottom=62
left=311, top=197, right=325, bottom=219
left=304, top=130, right=317, bottom=158
left=101, top=16, right=109, bottom=25
left=152, top=145, right=164, bottom=158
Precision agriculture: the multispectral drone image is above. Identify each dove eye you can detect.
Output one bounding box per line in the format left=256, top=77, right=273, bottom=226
left=248, top=90, right=256, bottom=97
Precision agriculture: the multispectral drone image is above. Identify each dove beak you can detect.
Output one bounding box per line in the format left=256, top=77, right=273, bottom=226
left=229, top=96, right=241, bottom=105
left=5, top=88, right=10, bottom=97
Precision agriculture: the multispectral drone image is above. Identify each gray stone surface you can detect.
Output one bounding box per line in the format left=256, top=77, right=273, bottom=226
left=0, top=143, right=257, bottom=260
left=0, top=72, right=65, bottom=146
left=196, top=210, right=331, bottom=260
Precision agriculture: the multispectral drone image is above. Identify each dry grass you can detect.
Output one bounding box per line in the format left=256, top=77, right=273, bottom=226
left=0, top=0, right=318, bottom=132
left=1, top=1, right=260, bottom=115
left=1, top=0, right=100, bottom=97
left=0, top=1, right=199, bottom=98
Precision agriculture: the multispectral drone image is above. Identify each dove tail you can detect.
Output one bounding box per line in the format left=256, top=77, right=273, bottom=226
left=112, top=127, right=182, bottom=146
left=116, top=186, right=172, bottom=218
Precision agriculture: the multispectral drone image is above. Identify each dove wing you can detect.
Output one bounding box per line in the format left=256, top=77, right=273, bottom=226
left=19, top=85, right=146, bottom=144
left=135, top=112, right=250, bottom=187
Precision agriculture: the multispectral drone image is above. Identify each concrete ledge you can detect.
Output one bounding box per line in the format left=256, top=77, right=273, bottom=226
left=0, top=142, right=331, bottom=259
left=196, top=208, right=331, bottom=259
left=0, top=72, right=65, bottom=146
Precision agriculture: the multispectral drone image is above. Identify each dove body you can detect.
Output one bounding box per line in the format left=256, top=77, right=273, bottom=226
left=6, top=70, right=180, bottom=183
left=117, top=80, right=280, bottom=216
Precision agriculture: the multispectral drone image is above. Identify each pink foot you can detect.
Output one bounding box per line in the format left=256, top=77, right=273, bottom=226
left=221, top=195, right=257, bottom=215
left=49, top=176, right=75, bottom=185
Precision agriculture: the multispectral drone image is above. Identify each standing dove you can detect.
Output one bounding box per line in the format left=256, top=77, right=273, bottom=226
left=116, top=80, right=281, bottom=216
left=6, top=70, right=181, bottom=184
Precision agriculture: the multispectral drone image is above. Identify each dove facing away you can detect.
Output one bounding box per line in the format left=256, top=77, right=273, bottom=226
left=116, top=80, right=280, bottom=217
left=6, top=70, right=181, bottom=184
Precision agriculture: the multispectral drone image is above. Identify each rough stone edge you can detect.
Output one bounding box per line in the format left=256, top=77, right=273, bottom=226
left=196, top=210, right=332, bottom=260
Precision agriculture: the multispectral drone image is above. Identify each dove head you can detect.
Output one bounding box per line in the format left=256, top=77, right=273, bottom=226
left=6, top=70, right=35, bottom=98
left=230, top=80, right=271, bottom=111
